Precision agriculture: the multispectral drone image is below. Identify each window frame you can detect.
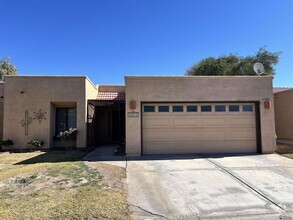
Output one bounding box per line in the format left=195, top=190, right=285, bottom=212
left=229, top=105, right=240, bottom=112
left=201, top=105, right=212, bottom=112
left=158, top=106, right=170, bottom=112
left=172, top=105, right=184, bottom=112
left=55, top=107, right=77, bottom=135
left=144, top=106, right=155, bottom=112
left=186, top=105, right=197, bottom=112
left=243, top=104, right=253, bottom=112
left=215, top=105, right=226, bottom=112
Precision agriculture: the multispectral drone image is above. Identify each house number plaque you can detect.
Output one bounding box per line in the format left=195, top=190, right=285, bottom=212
left=128, top=112, right=139, bottom=117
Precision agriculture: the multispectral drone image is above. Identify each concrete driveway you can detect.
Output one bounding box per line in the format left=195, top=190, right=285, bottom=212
left=126, top=154, right=293, bottom=219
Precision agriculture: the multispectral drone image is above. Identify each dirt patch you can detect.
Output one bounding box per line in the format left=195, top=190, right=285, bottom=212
left=2, top=172, right=99, bottom=196
left=85, top=162, right=126, bottom=191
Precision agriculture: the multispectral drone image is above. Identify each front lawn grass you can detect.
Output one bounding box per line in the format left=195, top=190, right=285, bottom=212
left=0, top=150, right=131, bottom=220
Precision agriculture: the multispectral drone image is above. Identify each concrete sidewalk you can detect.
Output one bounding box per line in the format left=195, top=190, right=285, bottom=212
left=83, top=146, right=126, bottom=167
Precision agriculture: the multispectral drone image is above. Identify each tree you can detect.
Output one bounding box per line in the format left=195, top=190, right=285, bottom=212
left=187, top=47, right=281, bottom=76
left=0, top=57, right=18, bottom=81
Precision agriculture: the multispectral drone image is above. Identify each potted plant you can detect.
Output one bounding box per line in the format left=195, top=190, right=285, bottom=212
left=56, top=128, right=78, bottom=150
left=28, top=138, right=44, bottom=148
left=0, top=139, right=14, bottom=150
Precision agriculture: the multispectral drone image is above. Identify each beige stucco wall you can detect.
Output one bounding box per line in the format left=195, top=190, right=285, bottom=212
left=125, top=76, right=276, bottom=156
left=3, top=76, right=97, bottom=149
left=274, top=89, right=293, bottom=139
left=0, top=83, right=4, bottom=140
left=98, top=85, right=125, bottom=92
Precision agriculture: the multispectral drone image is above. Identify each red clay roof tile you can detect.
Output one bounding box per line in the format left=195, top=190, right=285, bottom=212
left=97, top=92, right=125, bottom=101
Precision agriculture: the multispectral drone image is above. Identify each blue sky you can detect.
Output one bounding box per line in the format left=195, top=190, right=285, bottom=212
left=0, top=0, right=292, bottom=86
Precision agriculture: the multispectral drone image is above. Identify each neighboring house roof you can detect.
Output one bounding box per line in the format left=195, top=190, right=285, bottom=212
left=273, top=87, right=293, bottom=93
left=97, top=91, right=125, bottom=101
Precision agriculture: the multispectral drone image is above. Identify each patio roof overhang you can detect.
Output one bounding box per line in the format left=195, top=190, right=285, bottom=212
left=96, top=91, right=125, bottom=101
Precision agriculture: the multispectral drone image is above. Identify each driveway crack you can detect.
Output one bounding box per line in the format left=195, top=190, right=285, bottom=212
left=204, top=156, right=286, bottom=212
left=129, top=204, right=170, bottom=219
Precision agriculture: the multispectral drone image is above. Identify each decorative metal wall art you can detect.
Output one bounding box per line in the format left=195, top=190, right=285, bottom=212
left=34, top=109, right=47, bottom=123
left=21, top=110, right=32, bottom=136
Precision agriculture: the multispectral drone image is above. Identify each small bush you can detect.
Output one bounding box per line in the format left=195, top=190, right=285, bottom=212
left=28, top=138, right=44, bottom=147
left=0, top=139, right=14, bottom=147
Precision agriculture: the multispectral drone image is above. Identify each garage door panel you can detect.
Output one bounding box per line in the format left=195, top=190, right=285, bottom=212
left=144, top=142, right=195, bottom=155
left=143, top=141, right=257, bottom=154
left=173, top=118, right=200, bottom=126
left=172, top=129, right=202, bottom=140
left=224, top=140, right=257, bottom=153
left=201, top=129, right=227, bottom=140
left=142, top=103, right=257, bottom=155
left=201, top=118, right=227, bottom=126
left=228, top=117, right=255, bottom=126
left=143, top=141, right=172, bottom=154
left=200, top=140, right=256, bottom=153
left=144, top=117, right=170, bottom=127
left=143, top=129, right=170, bottom=141
left=230, top=129, right=256, bottom=139
left=170, top=141, right=199, bottom=153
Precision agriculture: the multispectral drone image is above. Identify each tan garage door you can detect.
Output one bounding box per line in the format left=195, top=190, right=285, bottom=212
left=142, top=103, right=257, bottom=155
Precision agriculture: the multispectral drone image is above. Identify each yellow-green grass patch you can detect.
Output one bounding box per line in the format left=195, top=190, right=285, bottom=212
left=281, top=154, right=293, bottom=159
left=0, top=152, right=45, bottom=164
left=0, top=150, right=131, bottom=220
left=0, top=185, right=130, bottom=220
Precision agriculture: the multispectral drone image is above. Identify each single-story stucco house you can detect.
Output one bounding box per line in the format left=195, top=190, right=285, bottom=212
left=274, top=87, right=293, bottom=140
left=0, top=75, right=276, bottom=156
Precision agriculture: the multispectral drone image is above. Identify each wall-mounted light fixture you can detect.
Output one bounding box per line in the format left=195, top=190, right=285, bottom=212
left=130, top=100, right=136, bottom=110
left=264, top=100, right=271, bottom=109
left=262, top=98, right=271, bottom=109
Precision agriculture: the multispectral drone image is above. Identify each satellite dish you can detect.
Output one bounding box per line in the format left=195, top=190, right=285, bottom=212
left=253, top=62, right=265, bottom=76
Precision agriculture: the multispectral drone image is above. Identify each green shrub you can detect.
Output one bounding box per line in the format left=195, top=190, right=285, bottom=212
left=0, top=139, right=14, bottom=147
left=28, top=138, right=44, bottom=147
